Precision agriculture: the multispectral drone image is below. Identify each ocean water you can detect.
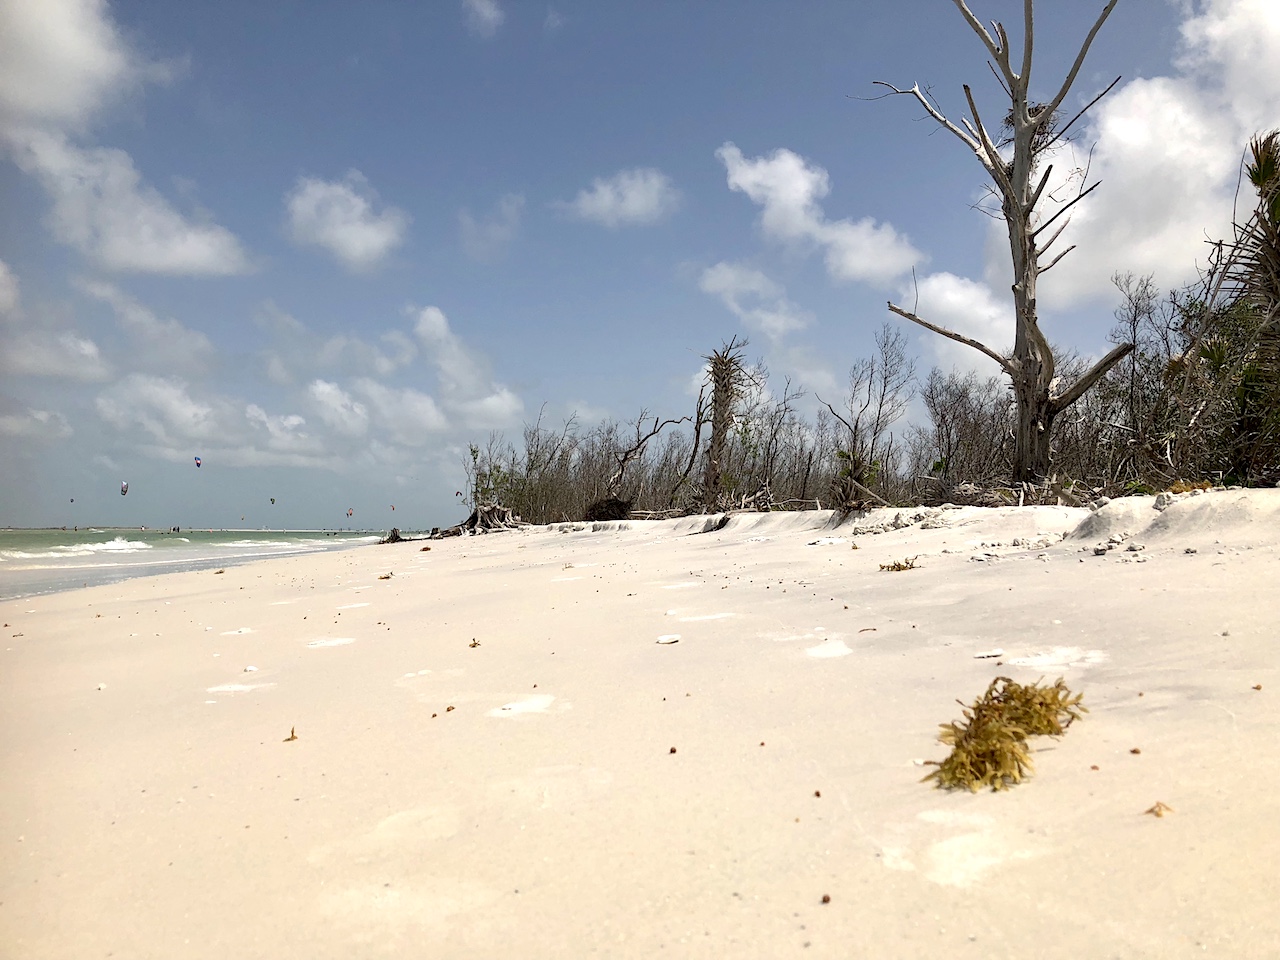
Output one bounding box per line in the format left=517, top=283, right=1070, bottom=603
left=0, top=528, right=386, bottom=600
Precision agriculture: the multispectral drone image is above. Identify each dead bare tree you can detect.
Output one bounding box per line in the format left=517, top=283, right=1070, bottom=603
left=667, top=385, right=708, bottom=509
left=906, top=368, right=1013, bottom=497
left=876, top=0, right=1133, bottom=482
left=817, top=389, right=893, bottom=512
left=819, top=324, right=915, bottom=470
left=815, top=323, right=914, bottom=509
left=607, top=411, right=691, bottom=497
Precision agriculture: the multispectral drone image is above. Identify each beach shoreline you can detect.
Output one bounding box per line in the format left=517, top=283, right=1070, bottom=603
left=0, top=528, right=385, bottom=602
left=2, top=492, right=1277, bottom=958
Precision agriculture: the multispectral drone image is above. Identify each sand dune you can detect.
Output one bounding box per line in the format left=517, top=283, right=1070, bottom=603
left=2, top=489, right=1277, bottom=958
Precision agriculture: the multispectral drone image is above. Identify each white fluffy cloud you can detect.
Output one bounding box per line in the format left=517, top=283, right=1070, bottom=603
left=0, top=0, right=248, bottom=276
left=412, top=305, right=522, bottom=427
left=459, top=193, right=524, bottom=261
left=0, top=0, right=172, bottom=131
left=1009, top=0, right=1280, bottom=305
left=78, top=279, right=216, bottom=371
left=451, top=388, right=523, bottom=428
left=308, top=379, right=370, bottom=437
left=96, top=374, right=223, bottom=445
left=717, top=143, right=923, bottom=287
left=285, top=171, right=410, bottom=271
left=0, top=259, right=18, bottom=315
left=562, top=168, right=681, bottom=228
left=7, top=131, right=250, bottom=275
left=0, top=407, right=73, bottom=440
left=96, top=374, right=330, bottom=468
left=699, top=261, right=811, bottom=341
left=413, top=305, right=481, bottom=389
left=317, top=331, right=418, bottom=378
left=258, top=302, right=417, bottom=385
left=463, top=0, right=504, bottom=37
left=901, top=272, right=1012, bottom=373
left=244, top=404, right=320, bottom=455
left=351, top=379, right=448, bottom=443
left=262, top=305, right=519, bottom=434
left=1178, top=0, right=1280, bottom=134
left=0, top=327, right=110, bottom=381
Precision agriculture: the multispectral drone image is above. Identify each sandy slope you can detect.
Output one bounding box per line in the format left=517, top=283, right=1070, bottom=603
left=2, top=490, right=1277, bottom=959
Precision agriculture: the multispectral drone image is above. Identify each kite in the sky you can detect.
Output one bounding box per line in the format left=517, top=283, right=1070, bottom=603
left=270, top=498, right=276, bottom=505
left=347, top=508, right=354, bottom=518
left=194, top=456, right=202, bottom=468
left=391, top=505, right=395, bottom=511
left=120, top=481, right=129, bottom=496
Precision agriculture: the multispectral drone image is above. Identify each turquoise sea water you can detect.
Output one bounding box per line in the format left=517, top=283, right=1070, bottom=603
left=0, top=528, right=387, bottom=600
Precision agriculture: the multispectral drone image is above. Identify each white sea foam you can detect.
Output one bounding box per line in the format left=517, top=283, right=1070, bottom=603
left=0, top=536, right=154, bottom=560
left=0, top=529, right=382, bottom=600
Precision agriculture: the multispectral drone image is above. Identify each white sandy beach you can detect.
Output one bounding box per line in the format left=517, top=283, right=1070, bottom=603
left=2, top=489, right=1278, bottom=959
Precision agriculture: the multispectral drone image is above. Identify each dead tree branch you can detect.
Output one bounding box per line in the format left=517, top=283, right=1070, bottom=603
left=887, top=302, right=1014, bottom=374
left=1051, top=342, right=1136, bottom=412
left=608, top=413, right=691, bottom=496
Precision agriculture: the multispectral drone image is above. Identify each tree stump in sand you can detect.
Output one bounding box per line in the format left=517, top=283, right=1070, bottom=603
left=432, top=503, right=526, bottom=537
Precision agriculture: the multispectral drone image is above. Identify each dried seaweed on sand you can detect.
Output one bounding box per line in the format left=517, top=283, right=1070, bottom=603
left=923, top=676, right=1086, bottom=792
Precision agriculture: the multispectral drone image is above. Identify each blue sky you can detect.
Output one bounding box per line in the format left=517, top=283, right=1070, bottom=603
left=2, top=0, right=1276, bottom=530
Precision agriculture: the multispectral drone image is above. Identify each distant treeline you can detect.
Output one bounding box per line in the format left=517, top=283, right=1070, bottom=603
left=460, top=272, right=1278, bottom=526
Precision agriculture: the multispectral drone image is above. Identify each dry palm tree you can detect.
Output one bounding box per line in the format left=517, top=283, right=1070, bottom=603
left=1237, top=131, right=1280, bottom=329
left=1210, top=130, right=1280, bottom=482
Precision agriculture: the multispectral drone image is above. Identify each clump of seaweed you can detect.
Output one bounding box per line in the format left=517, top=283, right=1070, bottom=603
left=879, top=556, right=918, bottom=572
left=923, top=676, right=1086, bottom=792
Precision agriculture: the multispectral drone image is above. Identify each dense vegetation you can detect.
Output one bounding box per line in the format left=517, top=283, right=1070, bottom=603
left=462, top=133, right=1279, bottom=525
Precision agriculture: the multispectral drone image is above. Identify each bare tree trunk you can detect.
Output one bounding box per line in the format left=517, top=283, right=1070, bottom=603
left=799, top=447, right=814, bottom=502
left=1013, top=373, right=1055, bottom=479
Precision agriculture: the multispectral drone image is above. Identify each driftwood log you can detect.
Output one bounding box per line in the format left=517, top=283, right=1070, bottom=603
left=914, top=477, right=1085, bottom=508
